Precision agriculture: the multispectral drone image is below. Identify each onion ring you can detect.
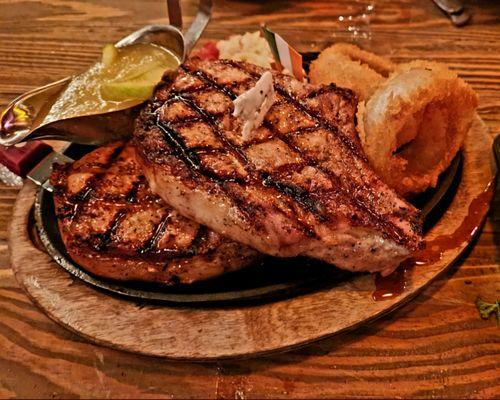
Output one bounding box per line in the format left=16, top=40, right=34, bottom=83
left=309, top=43, right=394, bottom=100
left=358, top=61, right=478, bottom=197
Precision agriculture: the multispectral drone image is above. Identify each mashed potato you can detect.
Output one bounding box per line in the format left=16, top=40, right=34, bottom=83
left=217, top=31, right=273, bottom=68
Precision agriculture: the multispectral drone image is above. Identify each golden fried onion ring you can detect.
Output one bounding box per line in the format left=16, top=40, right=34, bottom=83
left=309, top=43, right=394, bottom=100
left=358, top=61, right=478, bottom=197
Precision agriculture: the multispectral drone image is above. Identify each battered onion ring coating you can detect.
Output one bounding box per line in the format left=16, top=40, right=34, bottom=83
left=358, top=61, right=478, bottom=197
left=309, top=43, right=394, bottom=100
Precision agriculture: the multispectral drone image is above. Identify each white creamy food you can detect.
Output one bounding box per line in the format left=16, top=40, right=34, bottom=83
left=232, top=71, right=275, bottom=141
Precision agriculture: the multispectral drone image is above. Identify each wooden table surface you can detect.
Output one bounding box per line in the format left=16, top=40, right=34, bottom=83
left=0, top=0, right=499, bottom=398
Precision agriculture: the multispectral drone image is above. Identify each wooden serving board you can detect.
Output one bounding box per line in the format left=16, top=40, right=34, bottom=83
left=8, top=115, right=495, bottom=360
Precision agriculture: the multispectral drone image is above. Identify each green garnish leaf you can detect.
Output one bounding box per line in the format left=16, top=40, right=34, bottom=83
left=475, top=298, right=500, bottom=321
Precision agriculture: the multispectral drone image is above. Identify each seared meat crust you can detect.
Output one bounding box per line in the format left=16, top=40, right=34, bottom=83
left=134, top=59, right=423, bottom=276
left=50, top=142, right=260, bottom=285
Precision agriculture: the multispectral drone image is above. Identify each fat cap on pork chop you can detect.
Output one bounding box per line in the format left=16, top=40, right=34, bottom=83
left=133, top=59, right=423, bottom=276
left=50, top=141, right=260, bottom=285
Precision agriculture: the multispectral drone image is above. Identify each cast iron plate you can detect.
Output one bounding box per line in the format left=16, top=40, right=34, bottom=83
left=33, top=143, right=462, bottom=305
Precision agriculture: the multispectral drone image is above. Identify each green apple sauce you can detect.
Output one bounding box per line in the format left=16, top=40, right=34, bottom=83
left=44, top=43, right=179, bottom=123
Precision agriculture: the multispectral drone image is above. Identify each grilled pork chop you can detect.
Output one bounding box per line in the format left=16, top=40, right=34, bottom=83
left=50, top=141, right=260, bottom=285
left=134, top=59, right=423, bottom=276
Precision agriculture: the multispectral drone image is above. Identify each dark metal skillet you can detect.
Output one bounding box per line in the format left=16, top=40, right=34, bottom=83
left=32, top=143, right=464, bottom=306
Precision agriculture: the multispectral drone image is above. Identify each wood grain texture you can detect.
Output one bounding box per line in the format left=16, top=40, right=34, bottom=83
left=0, top=0, right=499, bottom=397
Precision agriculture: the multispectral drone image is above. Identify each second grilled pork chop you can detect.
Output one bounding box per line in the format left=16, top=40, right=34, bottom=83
left=51, top=142, right=260, bottom=285
left=134, top=59, right=423, bottom=276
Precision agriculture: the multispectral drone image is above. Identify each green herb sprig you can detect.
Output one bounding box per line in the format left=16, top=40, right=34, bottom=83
left=475, top=298, right=500, bottom=321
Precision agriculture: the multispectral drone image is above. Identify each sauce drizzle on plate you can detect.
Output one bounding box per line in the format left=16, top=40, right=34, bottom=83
left=373, top=181, right=495, bottom=301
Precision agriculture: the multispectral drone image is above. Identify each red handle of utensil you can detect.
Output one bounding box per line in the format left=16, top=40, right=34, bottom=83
left=0, top=141, right=52, bottom=178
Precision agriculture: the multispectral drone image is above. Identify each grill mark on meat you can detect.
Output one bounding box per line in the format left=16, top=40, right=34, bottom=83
left=267, top=132, right=382, bottom=230
left=138, top=213, right=171, bottom=255
left=305, top=84, right=356, bottom=101
left=186, top=226, right=209, bottom=256
left=220, top=59, right=365, bottom=160
left=184, top=61, right=416, bottom=245
left=241, top=124, right=317, bottom=149
left=275, top=85, right=363, bottom=159
left=94, top=210, right=126, bottom=251
left=157, top=96, right=226, bottom=125
left=172, top=93, right=250, bottom=167
left=171, top=114, right=225, bottom=126
left=69, top=144, right=125, bottom=221
left=156, top=117, right=202, bottom=172
left=277, top=123, right=413, bottom=245
left=156, top=117, right=247, bottom=185
left=71, top=144, right=124, bottom=201
left=261, top=173, right=326, bottom=223
left=135, top=213, right=221, bottom=261
left=125, top=178, right=143, bottom=203
left=181, top=65, right=238, bottom=101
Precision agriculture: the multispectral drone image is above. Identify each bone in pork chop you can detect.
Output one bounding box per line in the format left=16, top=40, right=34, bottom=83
left=51, top=141, right=260, bottom=285
left=134, top=59, right=423, bottom=276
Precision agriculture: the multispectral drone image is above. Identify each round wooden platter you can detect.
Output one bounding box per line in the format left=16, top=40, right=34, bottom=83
left=8, top=115, right=496, bottom=360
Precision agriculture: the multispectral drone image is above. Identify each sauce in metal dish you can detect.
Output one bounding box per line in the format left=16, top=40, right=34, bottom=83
left=44, top=43, right=179, bottom=124
left=373, top=181, right=495, bottom=301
